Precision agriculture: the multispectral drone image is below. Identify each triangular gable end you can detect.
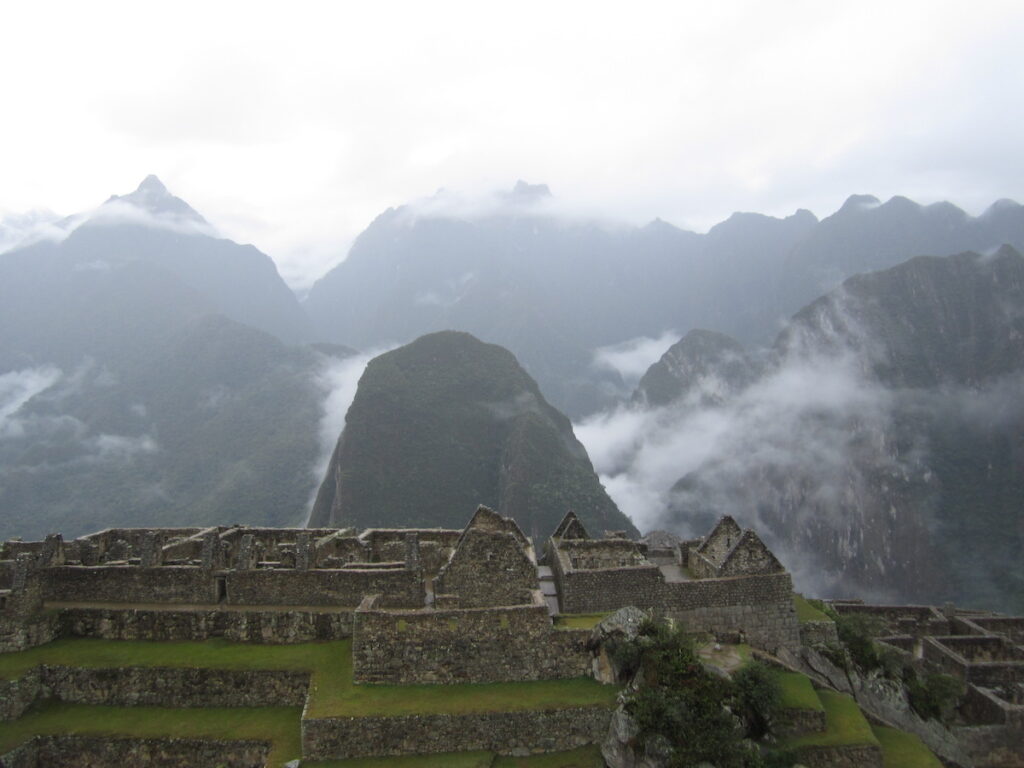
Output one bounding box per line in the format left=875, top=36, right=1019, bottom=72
left=697, top=515, right=742, bottom=554
left=458, top=505, right=531, bottom=552
left=551, top=510, right=589, bottom=541
left=720, top=529, right=784, bottom=575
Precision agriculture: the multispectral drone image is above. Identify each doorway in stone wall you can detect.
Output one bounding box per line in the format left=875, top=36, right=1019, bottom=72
left=216, top=576, right=227, bottom=604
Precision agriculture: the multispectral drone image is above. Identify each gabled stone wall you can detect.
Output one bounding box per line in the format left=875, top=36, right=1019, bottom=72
left=435, top=529, right=537, bottom=608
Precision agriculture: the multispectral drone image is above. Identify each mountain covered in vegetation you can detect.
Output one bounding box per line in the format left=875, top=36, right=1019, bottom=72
left=0, top=178, right=329, bottom=540
left=636, top=247, right=1024, bottom=612
left=310, top=331, right=634, bottom=538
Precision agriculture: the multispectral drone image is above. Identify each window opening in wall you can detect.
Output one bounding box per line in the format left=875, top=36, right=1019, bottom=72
left=447, top=618, right=459, bottom=630
left=500, top=615, right=510, bottom=629
left=0, top=596, right=6, bottom=611
left=397, top=619, right=408, bottom=632
left=216, top=576, right=227, bottom=603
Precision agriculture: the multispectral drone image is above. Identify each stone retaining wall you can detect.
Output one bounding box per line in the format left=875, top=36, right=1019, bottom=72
left=1, top=666, right=309, bottom=720
left=59, top=605, right=353, bottom=643
left=799, top=620, right=839, bottom=647
left=301, top=707, right=613, bottom=760
left=792, top=743, right=883, bottom=768
left=0, top=613, right=59, bottom=653
left=353, top=600, right=591, bottom=684
left=0, top=735, right=269, bottom=768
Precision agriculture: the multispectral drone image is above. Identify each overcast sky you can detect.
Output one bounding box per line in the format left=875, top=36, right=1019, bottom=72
left=2, top=1, right=1023, bottom=289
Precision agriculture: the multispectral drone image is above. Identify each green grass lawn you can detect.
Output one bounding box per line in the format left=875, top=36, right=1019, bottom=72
left=873, top=725, right=943, bottom=768
left=306, top=745, right=604, bottom=768
left=793, top=594, right=832, bottom=624
left=552, top=614, right=609, bottom=630
left=306, top=751, right=495, bottom=768
left=309, top=645, right=617, bottom=718
left=492, top=745, right=604, bottom=767
left=0, top=637, right=618, bottom=719
left=784, top=690, right=878, bottom=749
left=773, top=671, right=824, bottom=711
left=0, top=703, right=302, bottom=767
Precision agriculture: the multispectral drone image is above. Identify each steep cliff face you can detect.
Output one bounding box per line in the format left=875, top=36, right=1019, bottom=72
left=310, top=331, right=635, bottom=539
left=659, top=247, right=1024, bottom=611
left=634, top=329, right=758, bottom=408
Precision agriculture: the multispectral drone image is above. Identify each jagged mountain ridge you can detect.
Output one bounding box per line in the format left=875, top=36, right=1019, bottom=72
left=304, top=185, right=1024, bottom=416
left=651, top=247, right=1024, bottom=612
left=0, top=178, right=329, bottom=540
left=309, top=331, right=635, bottom=539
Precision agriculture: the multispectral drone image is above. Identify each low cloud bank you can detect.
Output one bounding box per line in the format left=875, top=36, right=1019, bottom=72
left=305, top=346, right=397, bottom=520
left=592, top=331, right=678, bottom=386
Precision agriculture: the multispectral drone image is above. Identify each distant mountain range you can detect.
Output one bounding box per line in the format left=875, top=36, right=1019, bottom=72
left=1, top=176, right=1021, bottom=613
left=303, top=184, right=1024, bottom=416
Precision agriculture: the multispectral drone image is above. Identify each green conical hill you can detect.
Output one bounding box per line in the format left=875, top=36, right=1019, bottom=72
left=309, top=331, right=636, bottom=539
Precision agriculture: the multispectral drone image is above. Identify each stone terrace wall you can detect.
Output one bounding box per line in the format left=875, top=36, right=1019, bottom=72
left=42, top=566, right=216, bottom=604
left=40, top=565, right=424, bottom=609
left=0, top=735, right=269, bottom=768
left=924, top=637, right=1024, bottom=687
left=59, top=606, right=353, bottom=643
left=554, top=562, right=664, bottom=615
left=352, top=599, right=590, bottom=684
left=1, top=666, right=307, bottom=717
left=302, top=707, right=612, bottom=761
left=223, top=568, right=424, bottom=608
left=0, top=613, right=60, bottom=653
left=661, top=573, right=800, bottom=652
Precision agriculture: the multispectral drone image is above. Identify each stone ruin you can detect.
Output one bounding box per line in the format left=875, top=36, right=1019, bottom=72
left=1, top=507, right=1020, bottom=766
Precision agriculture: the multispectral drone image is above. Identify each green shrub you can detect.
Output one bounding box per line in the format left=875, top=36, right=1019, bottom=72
left=834, top=614, right=884, bottom=672
left=732, top=663, right=783, bottom=738
left=907, top=672, right=963, bottom=722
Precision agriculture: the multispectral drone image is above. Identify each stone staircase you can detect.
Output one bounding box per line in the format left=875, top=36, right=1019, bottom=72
left=537, top=566, right=559, bottom=616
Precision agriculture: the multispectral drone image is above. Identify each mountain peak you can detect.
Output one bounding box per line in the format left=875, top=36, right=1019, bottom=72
left=104, top=175, right=207, bottom=225
left=509, top=180, right=552, bottom=201
left=837, top=194, right=881, bottom=214
left=136, top=174, right=169, bottom=195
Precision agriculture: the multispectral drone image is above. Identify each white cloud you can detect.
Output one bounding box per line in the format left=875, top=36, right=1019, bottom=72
left=591, top=331, right=679, bottom=385
left=0, top=366, right=62, bottom=437
left=0, top=2, right=1021, bottom=288
left=305, top=345, right=398, bottom=519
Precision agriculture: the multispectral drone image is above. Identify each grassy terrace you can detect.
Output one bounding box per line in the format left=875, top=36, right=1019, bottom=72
left=873, top=725, right=943, bottom=768
left=307, top=745, right=604, bottom=767
left=0, top=637, right=616, bottom=718
left=793, top=594, right=832, bottom=624
left=784, top=690, right=879, bottom=749
left=551, top=613, right=609, bottom=630
left=773, top=670, right=824, bottom=711
left=0, top=703, right=302, bottom=766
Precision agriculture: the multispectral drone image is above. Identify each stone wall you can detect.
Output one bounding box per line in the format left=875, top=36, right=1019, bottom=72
left=792, top=743, right=883, bottom=768
left=301, top=707, right=613, bottom=760
left=352, top=598, right=591, bottom=684
left=0, top=735, right=269, bottom=768
left=953, top=724, right=1024, bottom=768
left=0, top=612, right=60, bottom=653
left=223, top=567, right=424, bottom=608
left=42, top=566, right=216, bottom=604
left=435, top=529, right=536, bottom=608
left=799, top=620, right=839, bottom=647
left=553, top=562, right=664, bottom=615
left=40, top=564, right=424, bottom=609
left=1, top=665, right=308, bottom=717
left=661, top=573, right=800, bottom=652
left=59, top=605, right=353, bottom=643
